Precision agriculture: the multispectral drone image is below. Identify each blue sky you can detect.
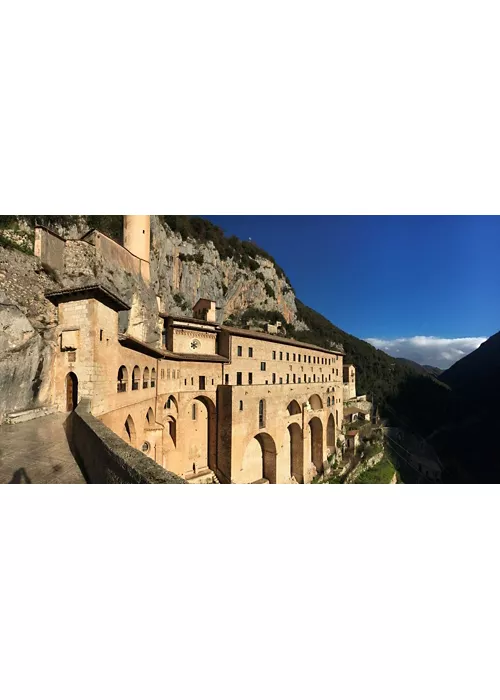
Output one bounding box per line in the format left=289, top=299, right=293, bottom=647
left=202, top=216, right=499, bottom=368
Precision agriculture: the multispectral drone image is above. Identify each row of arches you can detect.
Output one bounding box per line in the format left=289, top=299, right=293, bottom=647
left=243, top=413, right=336, bottom=483
left=117, top=365, right=156, bottom=393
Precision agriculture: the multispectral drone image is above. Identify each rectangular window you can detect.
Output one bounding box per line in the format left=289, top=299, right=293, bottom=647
left=261, top=361, right=266, bottom=371
left=286, top=374, right=289, bottom=383
left=272, top=373, right=276, bottom=384
left=99, top=329, right=103, bottom=341
left=184, top=378, right=187, bottom=385
left=279, top=377, right=283, bottom=384
left=309, top=355, right=311, bottom=363
left=237, top=345, right=242, bottom=357
left=313, top=357, right=316, bottom=364
left=286, top=353, right=289, bottom=361
left=298, top=354, right=301, bottom=362
left=298, top=377, right=301, bottom=383
left=279, top=351, right=283, bottom=360
left=293, top=353, right=296, bottom=361
left=313, top=374, right=316, bottom=382
left=272, top=351, right=276, bottom=359
left=304, top=374, right=306, bottom=382
left=259, top=401, right=265, bottom=429
left=293, top=374, right=296, bottom=383
left=191, top=377, right=194, bottom=385
left=192, top=404, right=197, bottom=420
left=248, top=347, right=253, bottom=358
left=237, top=372, right=242, bottom=385
left=225, top=374, right=229, bottom=385
left=199, top=376, right=206, bottom=390
left=239, top=400, right=244, bottom=411
left=161, top=369, right=164, bottom=379
left=336, top=368, right=339, bottom=376
left=248, top=373, right=253, bottom=385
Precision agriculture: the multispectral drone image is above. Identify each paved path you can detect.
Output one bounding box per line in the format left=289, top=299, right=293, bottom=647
left=0, top=413, right=86, bottom=484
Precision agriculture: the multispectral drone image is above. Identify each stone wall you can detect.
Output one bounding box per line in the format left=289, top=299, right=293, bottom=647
left=68, top=399, right=186, bottom=484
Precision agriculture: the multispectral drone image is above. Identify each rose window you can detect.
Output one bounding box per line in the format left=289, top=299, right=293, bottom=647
left=191, top=339, right=201, bottom=350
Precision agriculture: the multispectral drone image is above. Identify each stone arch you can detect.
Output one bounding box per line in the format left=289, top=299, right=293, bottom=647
left=186, top=396, right=216, bottom=475
left=327, top=413, right=335, bottom=451
left=287, top=422, right=303, bottom=483
left=132, top=365, right=141, bottom=390
left=145, top=407, right=155, bottom=427
left=124, top=414, right=136, bottom=446
left=309, top=394, right=323, bottom=410
left=287, top=400, right=301, bottom=416
left=143, top=367, right=149, bottom=389
left=242, top=432, right=277, bottom=483
left=117, top=365, right=128, bottom=392
left=164, top=395, right=178, bottom=413
left=309, top=416, right=323, bottom=469
left=65, top=372, right=78, bottom=411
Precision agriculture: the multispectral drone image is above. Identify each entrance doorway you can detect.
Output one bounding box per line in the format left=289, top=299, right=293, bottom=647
left=65, top=372, right=78, bottom=411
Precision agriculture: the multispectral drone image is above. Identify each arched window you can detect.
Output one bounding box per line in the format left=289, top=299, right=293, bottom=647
left=124, top=415, right=136, bottom=445
left=327, top=397, right=331, bottom=407
left=151, top=367, right=156, bottom=388
left=145, top=407, right=154, bottom=426
left=132, top=365, right=140, bottom=390
left=259, top=399, right=266, bottom=429
left=117, top=366, right=128, bottom=392
left=143, top=367, right=149, bottom=389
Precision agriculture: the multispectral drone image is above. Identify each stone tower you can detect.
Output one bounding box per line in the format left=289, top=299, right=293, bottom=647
left=123, top=215, right=151, bottom=280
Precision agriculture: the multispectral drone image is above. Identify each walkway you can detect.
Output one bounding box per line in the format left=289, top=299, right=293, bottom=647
left=0, top=413, right=86, bottom=484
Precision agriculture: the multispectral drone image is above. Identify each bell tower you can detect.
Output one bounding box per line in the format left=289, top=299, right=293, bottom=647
left=123, top=215, right=151, bottom=280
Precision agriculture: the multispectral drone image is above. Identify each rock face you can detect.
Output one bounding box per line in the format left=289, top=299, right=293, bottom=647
left=0, top=215, right=311, bottom=422
left=149, top=216, right=307, bottom=327
left=0, top=247, right=58, bottom=422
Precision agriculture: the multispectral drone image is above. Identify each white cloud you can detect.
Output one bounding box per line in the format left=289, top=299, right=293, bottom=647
left=364, top=336, right=488, bottom=370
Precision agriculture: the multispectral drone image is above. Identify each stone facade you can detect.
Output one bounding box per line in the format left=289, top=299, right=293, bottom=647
left=30, top=216, right=358, bottom=484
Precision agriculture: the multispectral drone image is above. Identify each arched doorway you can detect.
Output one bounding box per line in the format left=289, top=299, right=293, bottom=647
left=242, top=433, right=277, bottom=483
left=288, top=423, right=303, bottom=483
left=327, top=414, right=335, bottom=452
left=309, top=416, right=323, bottom=469
left=287, top=400, right=301, bottom=416
left=65, top=372, right=78, bottom=411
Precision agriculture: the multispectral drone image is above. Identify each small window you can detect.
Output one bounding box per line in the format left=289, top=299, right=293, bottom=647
left=279, top=377, right=283, bottom=384
left=336, top=368, right=339, bottom=376
left=293, top=373, right=296, bottom=383
left=279, top=351, right=283, bottom=360
left=151, top=368, right=156, bottom=388
left=304, top=374, right=306, bottom=382
left=248, top=347, right=253, bottom=358
left=259, top=399, right=265, bottom=429
left=192, top=404, right=197, bottom=420
left=237, top=372, right=242, bottom=385
left=99, top=329, right=103, bottom=341
left=272, top=373, right=276, bottom=384
left=248, top=373, right=253, bottom=385
left=239, top=400, right=244, bottom=411
left=298, top=354, right=301, bottom=362
left=237, top=345, right=242, bottom=357
left=286, top=353, right=289, bottom=361
left=286, top=374, right=289, bottom=383
left=167, top=369, right=171, bottom=379
left=261, top=361, right=266, bottom=371
left=298, top=377, right=301, bottom=383
left=161, top=369, right=164, bottom=379
left=191, top=377, right=194, bottom=385
left=293, top=353, right=296, bottom=361
left=272, top=351, right=276, bottom=360
left=225, top=374, right=229, bottom=385
left=199, top=376, right=206, bottom=390
left=212, top=378, right=214, bottom=385
left=184, top=378, right=187, bottom=385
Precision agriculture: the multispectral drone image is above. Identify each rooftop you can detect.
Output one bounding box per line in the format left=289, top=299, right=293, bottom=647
left=46, top=284, right=131, bottom=312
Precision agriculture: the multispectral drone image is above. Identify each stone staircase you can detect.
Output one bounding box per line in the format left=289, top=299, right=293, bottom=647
left=6, top=405, right=58, bottom=424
